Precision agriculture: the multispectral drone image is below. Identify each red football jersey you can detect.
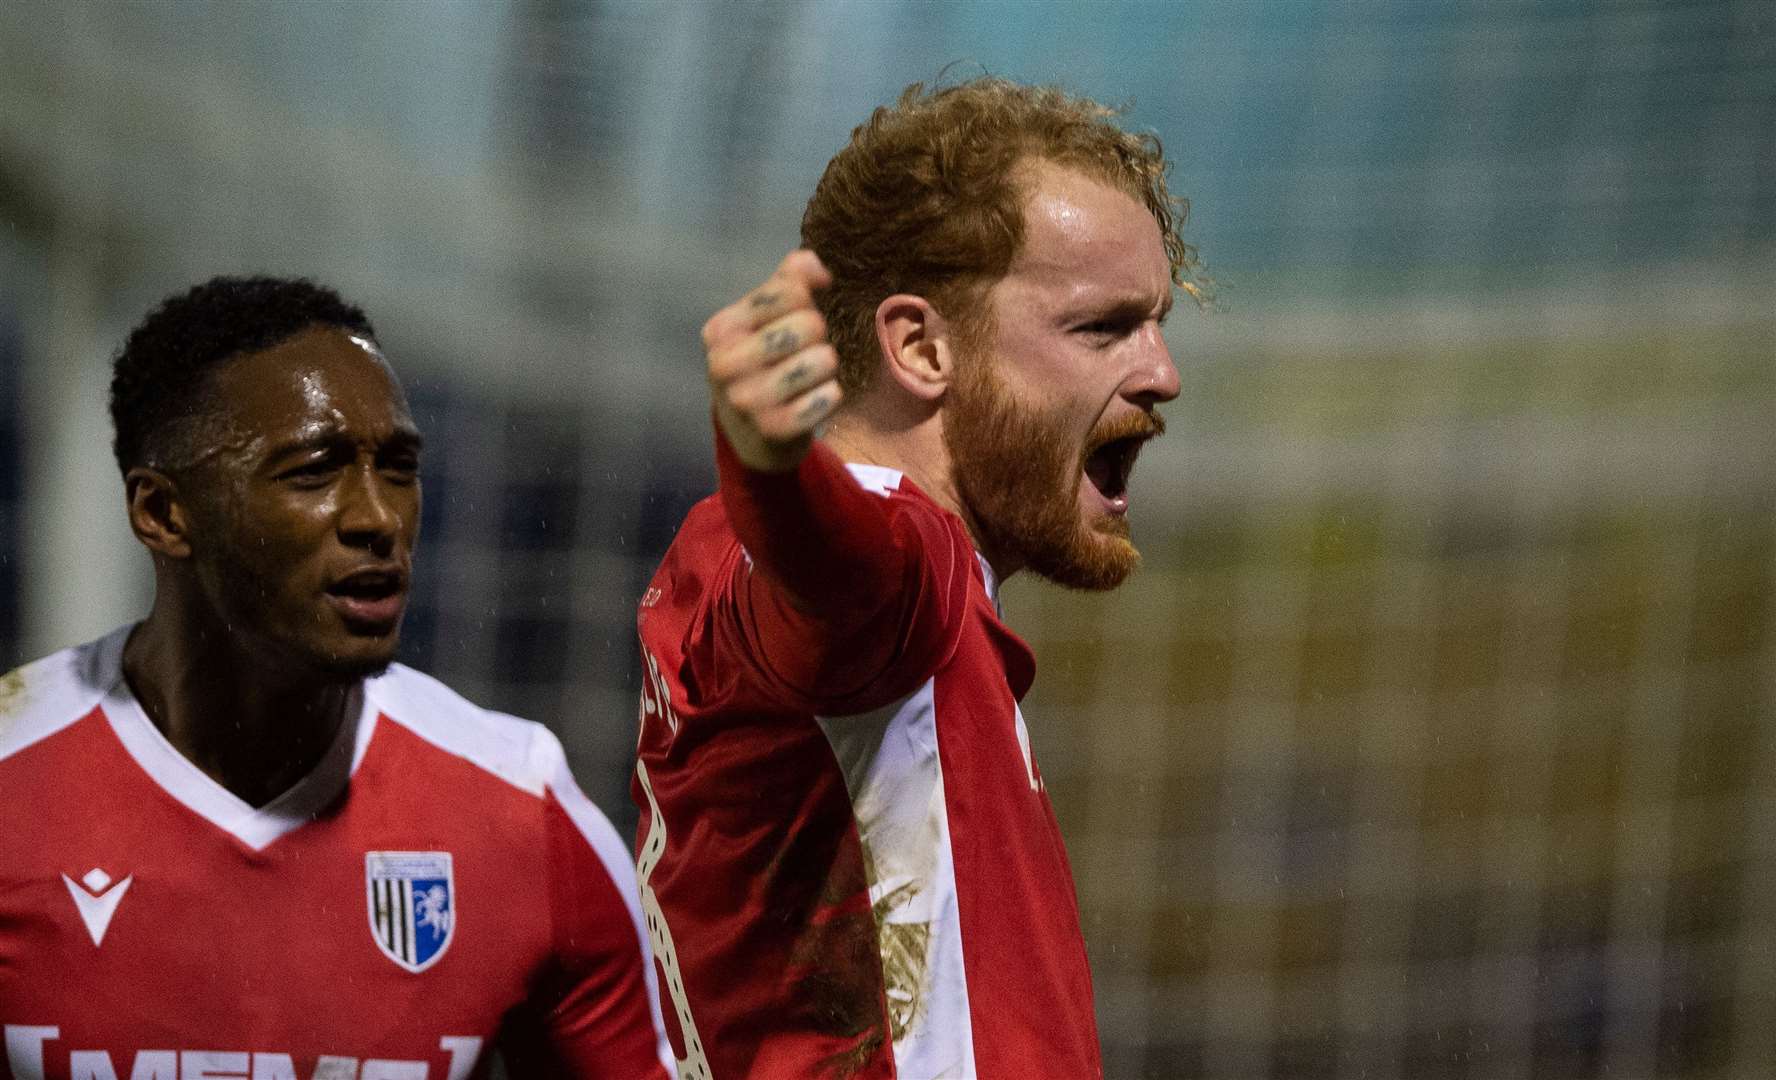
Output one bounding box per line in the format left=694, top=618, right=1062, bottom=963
left=0, top=628, right=673, bottom=1080
left=632, top=436, right=1101, bottom=1079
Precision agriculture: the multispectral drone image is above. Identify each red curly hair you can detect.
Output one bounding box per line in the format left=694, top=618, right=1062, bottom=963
left=800, top=77, right=1200, bottom=396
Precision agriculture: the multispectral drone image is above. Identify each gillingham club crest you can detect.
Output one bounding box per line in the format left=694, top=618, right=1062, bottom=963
left=365, top=851, right=455, bottom=973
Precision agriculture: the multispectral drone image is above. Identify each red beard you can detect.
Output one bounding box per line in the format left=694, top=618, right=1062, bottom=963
left=942, top=350, right=1161, bottom=591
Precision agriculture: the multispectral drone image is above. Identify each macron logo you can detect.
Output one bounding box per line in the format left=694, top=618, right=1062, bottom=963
left=62, top=868, right=133, bottom=947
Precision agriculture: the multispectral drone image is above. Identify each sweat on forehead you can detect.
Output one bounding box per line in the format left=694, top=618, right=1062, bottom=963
left=108, top=275, right=378, bottom=476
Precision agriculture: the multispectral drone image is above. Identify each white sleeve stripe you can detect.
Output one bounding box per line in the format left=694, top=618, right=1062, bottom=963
left=547, top=756, right=677, bottom=1074
left=0, top=701, right=90, bottom=763
left=365, top=666, right=553, bottom=797
left=0, top=629, right=128, bottom=763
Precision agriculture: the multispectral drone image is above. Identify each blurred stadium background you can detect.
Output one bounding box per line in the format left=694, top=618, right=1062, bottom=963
left=2, top=2, right=1772, bottom=1077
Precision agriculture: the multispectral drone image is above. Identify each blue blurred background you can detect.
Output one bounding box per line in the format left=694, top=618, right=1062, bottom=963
left=2, top=2, right=1772, bottom=1076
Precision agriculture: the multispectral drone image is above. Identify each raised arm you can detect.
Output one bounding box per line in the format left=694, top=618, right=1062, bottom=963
left=701, top=252, right=970, bottom=711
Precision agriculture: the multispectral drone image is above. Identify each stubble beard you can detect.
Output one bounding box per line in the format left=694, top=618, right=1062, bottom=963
left=942, top=349, right=1140, bottom=592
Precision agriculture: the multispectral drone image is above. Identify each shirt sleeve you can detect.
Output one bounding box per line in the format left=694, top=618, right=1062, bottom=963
left=712, top=425, right=975, bottom=715
left=497, top=735, right=675, bottom=1079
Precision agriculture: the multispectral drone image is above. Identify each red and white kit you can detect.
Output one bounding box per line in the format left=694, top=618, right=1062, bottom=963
left=633, top=433, right=1101, bottom=1079
left=0, top=628, right=673, bottom=1080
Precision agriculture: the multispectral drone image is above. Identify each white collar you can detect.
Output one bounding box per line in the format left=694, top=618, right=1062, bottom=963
left=96, top=631, right=379, bottom=851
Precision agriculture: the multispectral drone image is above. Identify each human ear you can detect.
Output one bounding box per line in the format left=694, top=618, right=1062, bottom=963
left=873, top=294, right=955, bottom=403
left=125, top=467, right=193, bottom=559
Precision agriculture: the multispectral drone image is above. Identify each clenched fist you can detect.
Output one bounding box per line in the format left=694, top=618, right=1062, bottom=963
left=703, top=250, right=840, bottom=473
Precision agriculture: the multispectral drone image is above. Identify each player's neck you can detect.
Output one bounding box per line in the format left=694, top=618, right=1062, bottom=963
left=123, top=598, right=355, bottom=809
left=823, top=409, right=1019, bottom=583
left=825, top=409, right=957, bottom=508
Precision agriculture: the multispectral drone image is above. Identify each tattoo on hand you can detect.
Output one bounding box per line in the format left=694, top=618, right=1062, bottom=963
left=749, top=290, right=780, bottom=311
left=781, top=360, right=810, bottom=394
left=798, top=393, right=831, bottom=424
left=762, top=327, right=798, bottom=359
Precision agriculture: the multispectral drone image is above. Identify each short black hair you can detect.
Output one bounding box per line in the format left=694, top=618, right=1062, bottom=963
left=109, top=275, right=377, bottom=475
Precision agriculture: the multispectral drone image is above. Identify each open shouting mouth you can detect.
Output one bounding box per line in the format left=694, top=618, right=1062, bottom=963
left=1082, top=412, right=1165, bottom=514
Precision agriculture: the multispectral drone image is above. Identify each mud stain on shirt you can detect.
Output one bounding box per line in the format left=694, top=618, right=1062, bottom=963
left=872, top=878, right=933, bottom=1042
left=0, top=667, right=26, bottom=737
